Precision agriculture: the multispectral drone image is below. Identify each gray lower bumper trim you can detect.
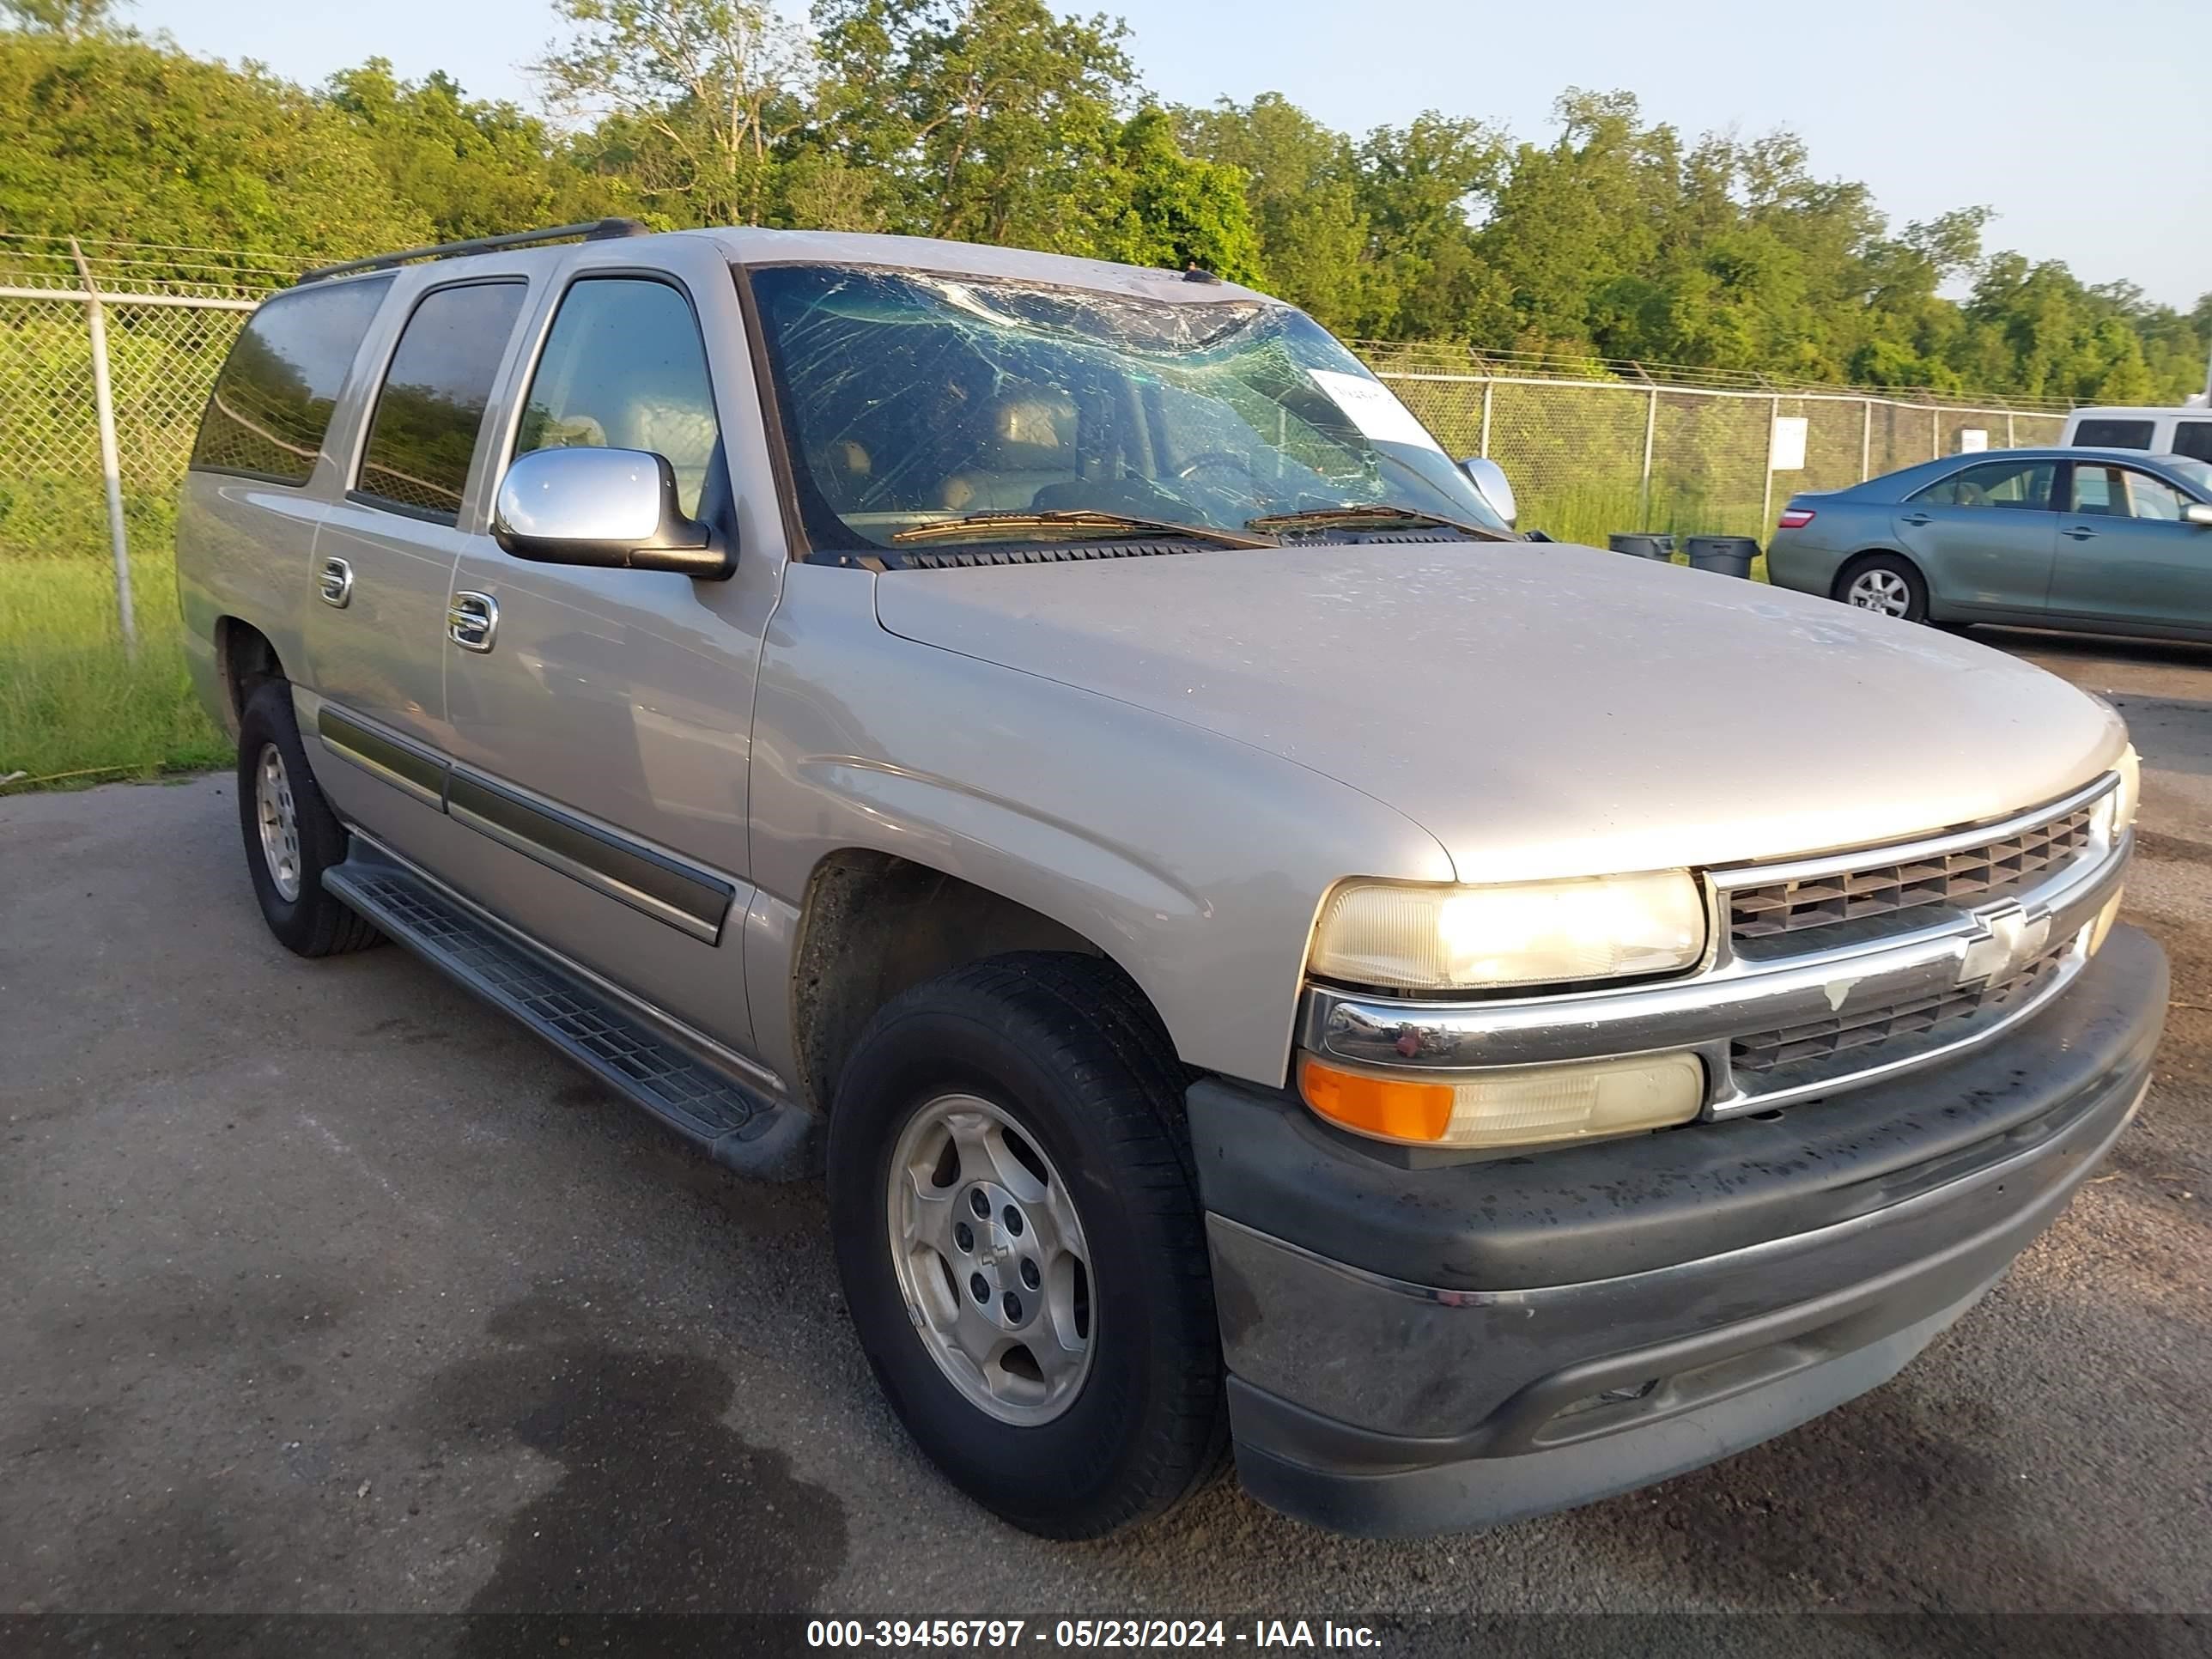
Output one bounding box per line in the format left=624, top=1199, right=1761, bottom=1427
left=1231, top=1279, right=1994, bottom=1539
left=1213, top=1025, right=2147, bottom=1535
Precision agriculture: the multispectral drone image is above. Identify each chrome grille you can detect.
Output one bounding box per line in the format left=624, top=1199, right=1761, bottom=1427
left=1730, top=942, right=2069, bottom=1076
left=1729, top=804, right=2095, bottom=945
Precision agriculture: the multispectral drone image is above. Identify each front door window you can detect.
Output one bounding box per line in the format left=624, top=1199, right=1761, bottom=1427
left=512, top=277, right=722, bottom=518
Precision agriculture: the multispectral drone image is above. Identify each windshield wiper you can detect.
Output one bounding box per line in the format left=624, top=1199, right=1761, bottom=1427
left=890, top=508, right=1273, bottom=550
left=1244, top=504, right=1512, bottom=542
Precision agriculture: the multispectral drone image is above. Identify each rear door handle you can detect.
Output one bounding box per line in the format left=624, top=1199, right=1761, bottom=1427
left=2063, top=526, right=2100, bottom=541
left=447, top=591, right=499, bottom=653
left=317, top=556, right=353, bottom=608
left=1900, top=512, right=1932, bottom=526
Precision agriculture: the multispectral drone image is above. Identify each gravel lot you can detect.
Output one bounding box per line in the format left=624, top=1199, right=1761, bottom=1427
left=3, top=628, right=2209, bottom=1640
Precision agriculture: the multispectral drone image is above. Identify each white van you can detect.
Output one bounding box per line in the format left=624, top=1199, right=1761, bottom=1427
left=2060, top=403, right=2212, bottom=463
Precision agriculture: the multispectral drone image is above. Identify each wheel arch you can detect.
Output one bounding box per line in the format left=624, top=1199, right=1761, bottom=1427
left=785, top=848, right=1176, bottom=1119
left=215, top=616, right=286, bottom=733
left=1831, top=547, right=1927, bottom=603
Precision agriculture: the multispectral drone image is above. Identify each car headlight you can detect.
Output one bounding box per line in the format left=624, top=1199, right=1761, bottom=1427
left=1307, top=872, right=1708, bottom=993
left=2106, top=744, right=2141, bottom=837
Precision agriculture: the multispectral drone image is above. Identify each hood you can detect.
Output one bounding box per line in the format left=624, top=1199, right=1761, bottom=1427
left=873, top=540, right=2125, bottom=884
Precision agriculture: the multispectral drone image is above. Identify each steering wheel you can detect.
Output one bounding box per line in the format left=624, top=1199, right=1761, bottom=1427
left=1176, top=450, right=1259, bottom=486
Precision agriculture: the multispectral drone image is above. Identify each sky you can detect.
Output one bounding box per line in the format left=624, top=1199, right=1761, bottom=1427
left=126, top=0, right=2212, bottom=309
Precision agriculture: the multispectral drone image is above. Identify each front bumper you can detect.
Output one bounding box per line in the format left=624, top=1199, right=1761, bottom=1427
left=1188, top=923, right=2166, bottom=1537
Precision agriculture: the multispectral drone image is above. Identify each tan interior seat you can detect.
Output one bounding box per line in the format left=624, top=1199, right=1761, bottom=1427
left=936, top=387, right=1080, bottom=512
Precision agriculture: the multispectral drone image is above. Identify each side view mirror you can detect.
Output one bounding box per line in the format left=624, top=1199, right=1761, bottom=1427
left=493, top=447, right=732, bottom=579
left=2185, top=502, right=2212, bottom=529
left=1457, top=456, right=1517, bottom=529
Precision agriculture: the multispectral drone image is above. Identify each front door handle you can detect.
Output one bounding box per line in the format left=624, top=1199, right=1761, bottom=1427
left=2062, top=526, right=2100, bottom=541
left=317, top=556, right=353, bottom=608
left=1900, top=512, right=1932, bottom=527
left=447, top=591, right=499, bottom=653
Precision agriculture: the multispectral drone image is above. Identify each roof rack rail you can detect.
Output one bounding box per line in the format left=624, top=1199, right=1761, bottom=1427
left=295, top=218, right=653, bottom=286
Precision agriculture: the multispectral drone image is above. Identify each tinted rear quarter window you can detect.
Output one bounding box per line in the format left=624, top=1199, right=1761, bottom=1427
left=356, top=282, right=529, bottom=524
left=2173, top=422, right=2212, bottom=465
left=190, top=276, right=393, bottom=484
left=2072, top=418, right=2156, bottom=449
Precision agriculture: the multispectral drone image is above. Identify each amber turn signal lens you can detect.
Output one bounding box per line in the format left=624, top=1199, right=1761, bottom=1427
left=1299, top=1055, right=1454, bottom=1142
left=1299, top=1049, right=1705, bottom=1150
left=2088, top=886, right=2124, bottom=957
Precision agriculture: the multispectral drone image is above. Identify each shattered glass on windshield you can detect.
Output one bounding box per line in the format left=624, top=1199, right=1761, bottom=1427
left=745, top=264, right=1511, bottom=562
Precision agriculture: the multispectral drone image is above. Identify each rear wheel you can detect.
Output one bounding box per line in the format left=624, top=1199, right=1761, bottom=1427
left=235, top=680, right=380, bottom=957
left=827, top=952, right=1226, bottom=1539
left=1836, top=554, right=1928, bottom=623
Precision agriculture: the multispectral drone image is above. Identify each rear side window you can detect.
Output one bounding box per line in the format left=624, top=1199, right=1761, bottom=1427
left=355, top=281, right=529, bottom=524
left=2174, top=422, right=2212, bottom=465
left=1910, top=459, right=2054, bottom=509
left=190, top=276, right=393, bottom=484
left=2071, top=418, right=2156, bottom=449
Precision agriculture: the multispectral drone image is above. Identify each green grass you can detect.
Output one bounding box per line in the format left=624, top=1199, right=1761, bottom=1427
left=0, top=548, right=230, bottom=789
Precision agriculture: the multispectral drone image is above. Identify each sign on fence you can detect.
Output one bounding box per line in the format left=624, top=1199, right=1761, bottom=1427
left=1768, top=415, right=1809, bottom=473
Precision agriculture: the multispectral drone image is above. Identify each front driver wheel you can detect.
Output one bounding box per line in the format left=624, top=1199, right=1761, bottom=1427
left=1838, top=554, right=1929, bottom=623
left=827, top=952, right=1226, bottom=1539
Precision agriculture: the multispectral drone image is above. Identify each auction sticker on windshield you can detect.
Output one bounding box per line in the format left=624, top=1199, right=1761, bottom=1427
left=1308, top=369, right=1444, bottom=453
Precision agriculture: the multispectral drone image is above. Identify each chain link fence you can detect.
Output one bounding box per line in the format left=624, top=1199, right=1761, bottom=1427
left=1, top=236, right=276, bottom=664
left=1366, top=349, right=2067, bottom=550
left=0, top=237, right=2079, bottom=647
left=0, top=290, right=252, bottom=545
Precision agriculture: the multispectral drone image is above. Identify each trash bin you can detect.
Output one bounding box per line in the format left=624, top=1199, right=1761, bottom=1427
left=1684, top=535, right=1758, bottom=578
left=1607, top=532, right=1674, bottom=562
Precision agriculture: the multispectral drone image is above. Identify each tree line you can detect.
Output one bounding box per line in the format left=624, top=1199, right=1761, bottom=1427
left=3, top=0, right=2205, bottom=405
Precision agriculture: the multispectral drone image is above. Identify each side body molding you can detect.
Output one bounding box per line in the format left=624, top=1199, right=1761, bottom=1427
left=313, top=699, right=735, bottom=945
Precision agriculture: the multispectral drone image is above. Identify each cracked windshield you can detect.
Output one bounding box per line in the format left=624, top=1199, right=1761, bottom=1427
left=747, top=264, right=1512, bottom=559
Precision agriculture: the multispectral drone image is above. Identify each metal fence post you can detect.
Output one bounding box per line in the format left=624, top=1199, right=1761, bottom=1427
left=1861, top=399, right=1873, bottom=481
left=1640, top=386, right=1657, bottom=528
left=1761, top=395, right=1778, bottom=536
left=69, top=239, right=135, bottom=655
left=1929, top=406, right=1940, bottom=460
left=1479, top=380, right=1492, bottom=459
left=2007, top=412, right=2016, bottom=447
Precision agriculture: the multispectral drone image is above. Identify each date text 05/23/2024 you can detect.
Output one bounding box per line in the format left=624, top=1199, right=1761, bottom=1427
left=805, top=1620, right=1382, bottom=1650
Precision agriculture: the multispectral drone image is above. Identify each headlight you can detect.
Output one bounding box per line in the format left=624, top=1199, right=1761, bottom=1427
left=2107, top=744, right=2141, bottom=836
left=1299, top=1050, right=1705, bottom=1149
left=1308, top=872, right=1707, bottom=993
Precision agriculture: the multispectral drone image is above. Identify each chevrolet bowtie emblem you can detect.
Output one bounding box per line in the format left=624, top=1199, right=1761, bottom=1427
left=1957, top=903, right=2051, bottom=988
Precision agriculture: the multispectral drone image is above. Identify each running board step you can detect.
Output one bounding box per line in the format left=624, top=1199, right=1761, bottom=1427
left=325, top=854, right=820, bottom=1181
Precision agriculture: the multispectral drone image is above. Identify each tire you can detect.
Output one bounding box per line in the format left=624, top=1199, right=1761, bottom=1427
left=1835, top=553, right=1929, bottom=623
left=827, top=951, right=1227, bottom=1539
left=235, top=679, right=380, bottom=957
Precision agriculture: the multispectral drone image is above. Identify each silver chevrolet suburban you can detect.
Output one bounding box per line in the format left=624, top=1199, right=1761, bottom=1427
left=176, top=219, right=2166, bottom=1540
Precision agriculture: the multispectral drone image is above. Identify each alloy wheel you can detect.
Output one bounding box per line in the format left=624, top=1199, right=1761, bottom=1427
left=886, top=1093, right=1095, bottom=1425
left=1846, top=568, right=1912, bottom=617
left=254, top=742, right=303, bottom=902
